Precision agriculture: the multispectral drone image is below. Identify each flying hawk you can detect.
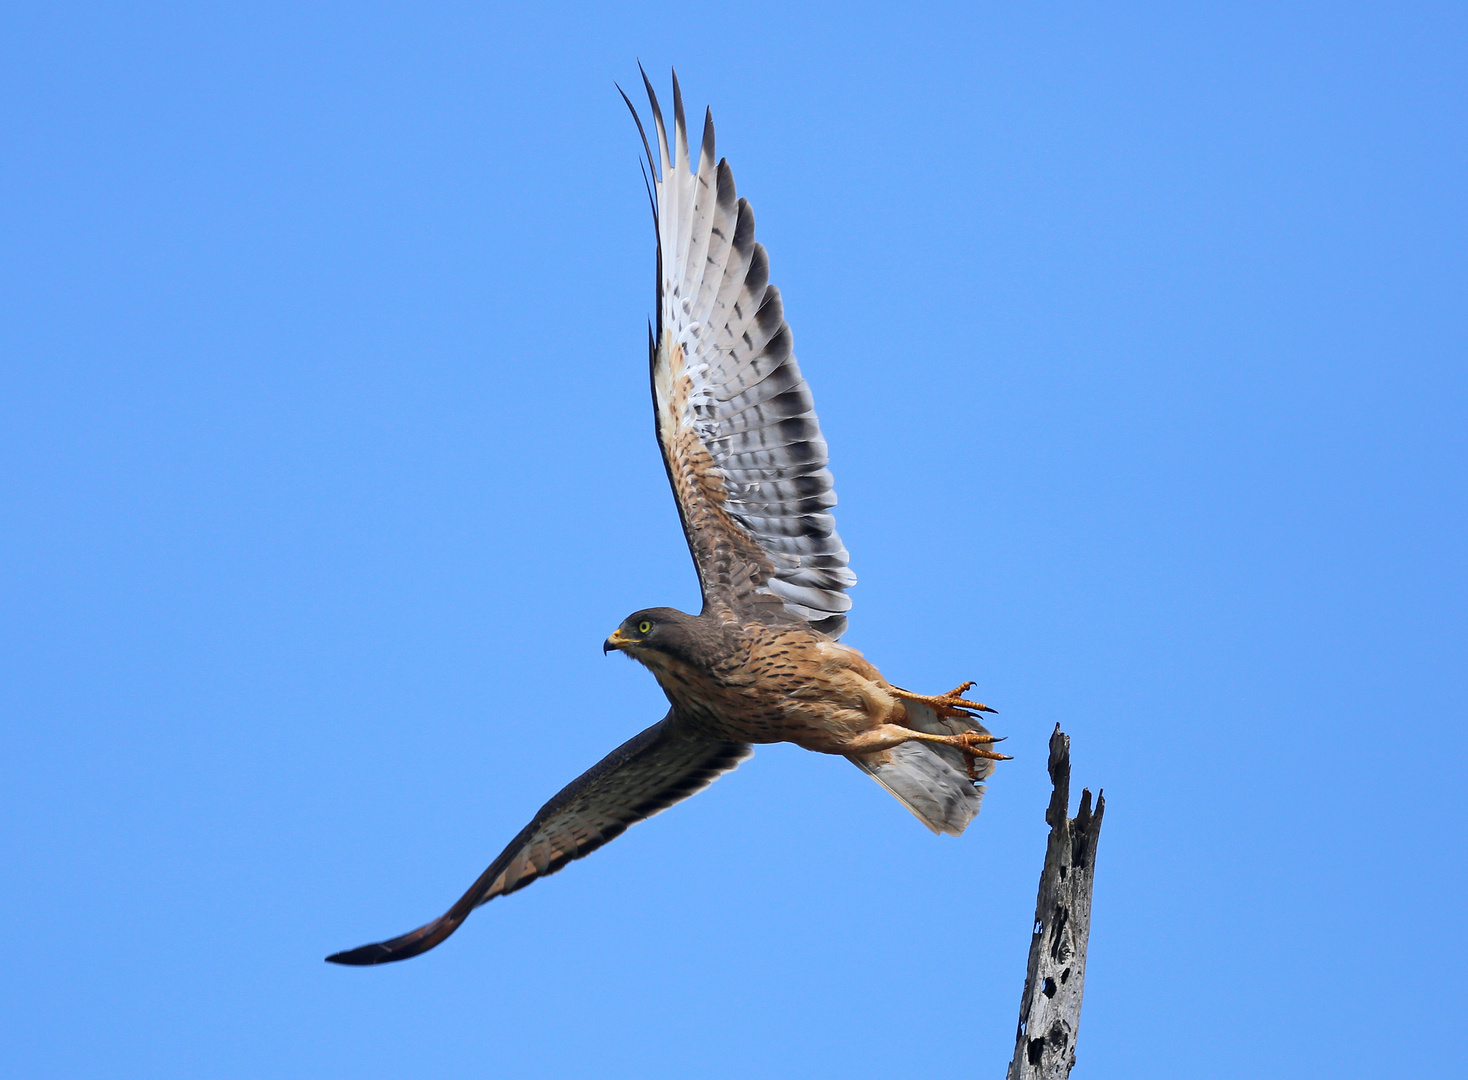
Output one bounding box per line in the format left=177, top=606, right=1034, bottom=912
left=326, top=71, right=1007, bottom=966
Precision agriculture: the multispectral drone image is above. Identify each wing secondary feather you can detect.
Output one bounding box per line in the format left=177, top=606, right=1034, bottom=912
left=325, top=712, right=751, bottom=965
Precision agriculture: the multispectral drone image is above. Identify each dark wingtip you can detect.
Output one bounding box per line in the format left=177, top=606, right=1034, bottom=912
left=325, top=943, right=396, bottom=966
left=323, top=910, right=462, bottom=966
left=671, top=67, right=686, bottom=160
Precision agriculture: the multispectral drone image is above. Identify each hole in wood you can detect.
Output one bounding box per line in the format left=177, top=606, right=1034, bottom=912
left=1048, top=906, right=1069, bottom=959
left=1042, top=977, right=1057, bottom=998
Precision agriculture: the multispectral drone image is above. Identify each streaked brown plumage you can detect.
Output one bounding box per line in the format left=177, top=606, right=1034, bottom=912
left=606, top=608, right=997, bottom=762
left=325, top=70, right=1006, bottom=968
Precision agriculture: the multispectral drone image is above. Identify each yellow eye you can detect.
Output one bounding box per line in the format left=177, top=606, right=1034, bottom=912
left=637, top=620, right=653, bottom=635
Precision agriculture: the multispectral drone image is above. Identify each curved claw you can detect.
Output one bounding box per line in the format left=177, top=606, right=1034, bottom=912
left=889, top=682, right=998, bottom=716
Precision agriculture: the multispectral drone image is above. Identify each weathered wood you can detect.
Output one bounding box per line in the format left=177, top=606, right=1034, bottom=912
left=1007, top=725, right=1105, bottom=1080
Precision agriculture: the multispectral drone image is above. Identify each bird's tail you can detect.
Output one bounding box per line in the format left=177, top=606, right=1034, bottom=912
left=847, top=700, right=993, bottom=836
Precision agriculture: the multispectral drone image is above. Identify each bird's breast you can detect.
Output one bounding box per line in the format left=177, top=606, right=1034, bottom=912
left=640, top=631, right=898, bottom=750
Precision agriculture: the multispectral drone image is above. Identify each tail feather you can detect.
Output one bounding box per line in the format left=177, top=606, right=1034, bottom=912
left=848, top=699, right=993, bottom=836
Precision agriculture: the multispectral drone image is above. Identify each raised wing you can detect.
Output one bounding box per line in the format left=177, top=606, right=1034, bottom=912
left=625, top=71, right=855, bottom=638
left=326, top=712, right=750, bottom=965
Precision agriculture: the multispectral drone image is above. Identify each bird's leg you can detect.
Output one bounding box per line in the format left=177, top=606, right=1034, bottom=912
left=889, top=680, right=997, bottom=718
left=896, top=728, right=1013, bottom=779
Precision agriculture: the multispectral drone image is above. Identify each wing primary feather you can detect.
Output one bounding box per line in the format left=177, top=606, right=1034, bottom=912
left=671, top=68, right=689, bottom=174
left=639, top=63, right=670, bottom=178
left=637, top=157, right=656, bottom=228
left=690, top=157, right=738, bottom=334
left=678, top=107, right=719, bottom=327
left=620, top=79, right=664, bottom=336
left=617, top=81, right=660, bottom=185
left=654, top=73, right=682, bottom=308
left=668, top=70, right=696, bottom=298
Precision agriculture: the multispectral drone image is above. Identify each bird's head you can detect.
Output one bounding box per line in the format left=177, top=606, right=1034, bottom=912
left=603, top=607, right=699, bottom=666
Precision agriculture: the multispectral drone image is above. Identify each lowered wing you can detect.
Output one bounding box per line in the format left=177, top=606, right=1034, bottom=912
left=326, top=712, right=750, bottom=965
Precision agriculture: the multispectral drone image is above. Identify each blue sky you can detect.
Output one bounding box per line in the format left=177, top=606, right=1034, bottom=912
left=3, top=3, right=1464, bottom=1077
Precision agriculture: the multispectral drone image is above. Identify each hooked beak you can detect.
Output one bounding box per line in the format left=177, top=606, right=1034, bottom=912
left=603, top=627, right=635, bottom=655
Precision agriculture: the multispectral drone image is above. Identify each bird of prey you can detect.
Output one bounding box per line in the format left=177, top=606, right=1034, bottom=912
left=326, top=71, right=1007, bottom=967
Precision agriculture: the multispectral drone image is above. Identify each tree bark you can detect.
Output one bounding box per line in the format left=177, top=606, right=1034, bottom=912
left=1006, top=725, right=1105, bottom=1080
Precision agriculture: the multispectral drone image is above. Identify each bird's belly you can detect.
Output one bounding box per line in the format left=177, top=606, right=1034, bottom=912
left=655, top=646, right=898, bottom=752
